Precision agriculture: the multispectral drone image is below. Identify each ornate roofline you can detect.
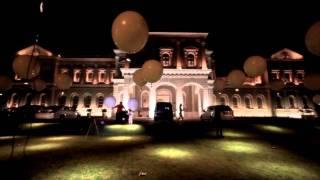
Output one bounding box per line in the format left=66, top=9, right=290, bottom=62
left=121, top=68, right=211, bottom=76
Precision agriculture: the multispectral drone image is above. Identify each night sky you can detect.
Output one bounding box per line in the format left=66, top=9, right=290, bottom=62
left=1, top=0, right=320, bottom=76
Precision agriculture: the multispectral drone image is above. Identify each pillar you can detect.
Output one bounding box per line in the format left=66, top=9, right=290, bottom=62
left=148, top=87, right=156, bottom=118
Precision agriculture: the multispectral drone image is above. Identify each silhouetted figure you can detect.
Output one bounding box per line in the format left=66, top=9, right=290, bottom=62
left=113, top=102, right=124, bottom=122
left=177, top=104, right=184, bottom=121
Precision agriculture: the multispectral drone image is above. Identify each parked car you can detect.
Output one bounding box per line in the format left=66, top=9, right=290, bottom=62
left=200, top=105, right=234, bottom=121
left=35, top=106, right=80, bottom=120
left=154, top=102, right=173, bottom=122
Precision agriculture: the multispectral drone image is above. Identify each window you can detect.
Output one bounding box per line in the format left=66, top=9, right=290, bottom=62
left=58, top=95, right=66, bottom=106
left=245, top=97, right=251, bottom=109
left=98, top=69, right=106, bottom=83
left=40, top=94, right=47, bottom=106
left=96, top=96, right=104, bottom=108
left=25, top=93, right=32, bottom=105
left=141, top=92, right=149, bottom=108
left=271, top=70, right=280, bottom=80
left=276, top=96, right=282, bottom=108
left=73, top=69, right=81, bottom=83
left=11, top=94, right=19, bottom=108
left=86, top=69, right=94, bottom=83
left=161, top=54, right=170, bottom=67
left=187, top=54, right=195, bottom=67
left=71, top=96, right=79, bottom=108
left=15, top=74, right=21, bottom=81
left=232, top=97, right=238, bottom=108
left=84, top=96, right=92, bottom=108
left=257, top=97, right=263, bottom=109
left=289, top=96, right=295, bottom=108
left=220, top=97, right=226, bottom=105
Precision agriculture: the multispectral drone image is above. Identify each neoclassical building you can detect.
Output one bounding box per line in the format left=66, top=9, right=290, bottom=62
left=5, top=32, right=318, bottom=119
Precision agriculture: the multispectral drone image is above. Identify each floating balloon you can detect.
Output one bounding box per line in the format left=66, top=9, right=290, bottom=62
left=128, top=98, right=139, bottom=111
left=305, top=21, right=320, bottom=56
left=243, top=56, right=267, bottom=77
left=0, top=76, right=12, bottom=92
left=32, top=79, right=46, bottom=92
left=56, top=74, right=72, bottom=90
left=112, top=11, right=149, bottom=54
left=227, top=70, right=245, bottom=88
left=270, top=79, right=285, bottom=91
left=12, top=55, right=40, bottom=79
left=312, top=95, right=320, bottom=105
left=214, top=78, right=226, bottom=91
left=304, top=74, right=320, bottom=91
left=133, top=69, right=147, bottom=87
left=104, top=96, right=116, bottom=108
left=142, top=60, right=163, bottom=83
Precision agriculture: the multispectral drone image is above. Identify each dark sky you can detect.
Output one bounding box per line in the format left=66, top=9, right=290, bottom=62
left=1, top=0, right=320, bottom=76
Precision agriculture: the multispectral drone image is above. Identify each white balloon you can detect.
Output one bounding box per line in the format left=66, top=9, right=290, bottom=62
left=133, top=69, right=147, bottom=87
left=104, top=96, right=116, bottom=108
left=56, top=74, right=72, bottom=90
left=243, top=56, right=267, bottom=77
left=0, top=76, right=12, bottom=92
left=142, top=60, right=163, bottom=83
left=12, top=55, right=40, bottom=79
left=214, top=78, right=226, bottom=91
left=270, top=79, right=285, bottom=91
left=305, top=21, right=320, bottom=56
left=128, top=98, right=139, bottom=111
left=32, top=79, right=46, bottom=92
left=112, top=11, right=149, bottom=54
left=227, top=70, right=245, bottom=88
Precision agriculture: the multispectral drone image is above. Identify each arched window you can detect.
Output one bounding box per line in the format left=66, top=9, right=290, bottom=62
left=11, top=94, right=19, bottom=108
left=220, top=97, right=226, bottom=105
left=187, top=54, right=195, bottom=67
left=58, top=95, right=66, bottom=106
left=257, top=96, right=264, bottom=109
left=39, top=94, right=47, bottom=106
left=84, top=96, right=92, bottom=108
left=276, top=95, right=282, bottom=108
left=25, top=93, right=33, bottom=105
left=161, top=53, right=170, bottom=67
left=71, top=96, right=79, bottom=108
left=245, top=96, right=252, bottom=109
left=302, top=96, right=309, bottom=109
left=141, top=92, right=149, bottom=108
left=232, top=97, right=239, bottom=108
left=96, top=96, right=104, bottom=108
left=289, top=96, right=296, bottom=108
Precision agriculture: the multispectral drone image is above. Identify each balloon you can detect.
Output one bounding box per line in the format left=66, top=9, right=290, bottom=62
left=243, top=56, right=267, bottom=77
left=214, top=78, right=226, bottom=91
left=56, top=74, right=72, bottom=90
left=32, top=79, right=46, bottom=92
left=270, top=79, right=285, bottom=91
left=227, top=70, right=245, bottom=88
left=0, top=76, right=12, bottom=92
left=304, top=74, right=320, bottom=91
left=112, top=11, right=149, bottom=54
left=104, top=96, right=116, bottom=108
left=12, top=55, right=40, bottom=79
left=128, top=98, right=139, bottom=111
left=305, top=21, right=320, bottom=56
left=142, top=60, right=163, bottom=83
left=133, top=69, right=147, bottom=87
left=312, top=95, right=320, bottom=105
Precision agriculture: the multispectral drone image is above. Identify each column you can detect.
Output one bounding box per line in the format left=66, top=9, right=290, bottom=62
left=176, top=41, right=182, bottom=69
left=202, top=87, right=209, bottom=110
left=201, top=42, right=208, bottom=70
left=123, top=82, right=130, bottom=109
left=148, top=87, right=156, bottom=118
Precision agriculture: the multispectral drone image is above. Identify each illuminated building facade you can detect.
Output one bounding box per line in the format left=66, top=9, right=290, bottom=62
left=5, top=33, right=317, bottom=119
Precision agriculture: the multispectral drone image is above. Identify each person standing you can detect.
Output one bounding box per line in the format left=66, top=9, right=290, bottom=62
left=128, top=109, right=133, bottom=124
left=113, top=102, right=124, bottom=122
left=177, top=103, right=184, bottom=121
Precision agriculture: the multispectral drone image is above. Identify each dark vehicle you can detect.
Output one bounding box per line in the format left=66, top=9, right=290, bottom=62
left=200, top=105, right=234, bottom=121
left=154, top=102, right=173, bottom=122
left=11, top=105, right=43, bottom=120
left=116, top=110, right=129, bottom=123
